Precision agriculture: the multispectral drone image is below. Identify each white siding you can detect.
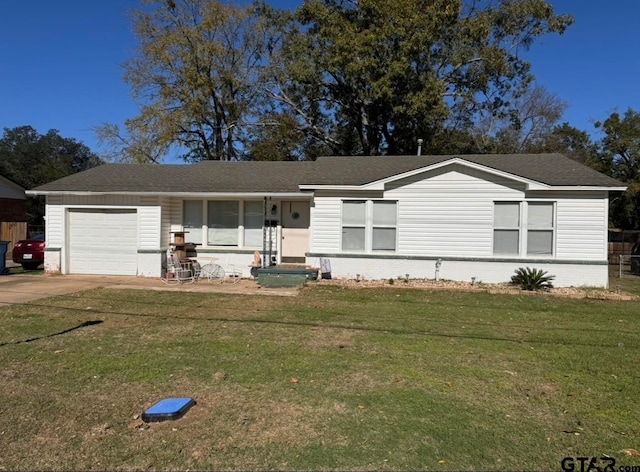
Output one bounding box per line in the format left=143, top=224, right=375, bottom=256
left=139, top=196, right=161, bottom=249
left=62, top=194, right=141, bottom=206
left=387, top=166, right=524, bottom=257
left=310, top=166, right=525, bottom=258
left=310, top=196, right=342, bottom=253
left=44, top=195, right=64, bottom=274
left=45, top=195, right=64, bottom=247
left=160, top=197, right=174, bottom=248
left=308, top=165, right=612, bottom=287
left=553, top=193, right=608, bottom=260
left=164, top=198, right=182, bottom=246
left=307, top=256, right=609, bottom=288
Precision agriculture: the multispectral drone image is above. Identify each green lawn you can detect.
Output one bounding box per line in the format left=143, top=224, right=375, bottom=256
left=610, top=264, right=640, bottom=297
left=0, top=284, right=639, bottom=470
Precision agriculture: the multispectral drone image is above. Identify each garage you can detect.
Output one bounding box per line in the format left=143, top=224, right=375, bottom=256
left=67, top=209, right=138, bottom=275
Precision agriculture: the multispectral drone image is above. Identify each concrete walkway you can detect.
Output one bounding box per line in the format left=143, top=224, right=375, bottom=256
left=0, top=272, right=299, bottom=305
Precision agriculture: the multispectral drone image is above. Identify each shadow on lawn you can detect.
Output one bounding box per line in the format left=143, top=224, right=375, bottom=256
left=2, top=295, right=634, bottom=349
left=0, top=320, right=103, bottom=347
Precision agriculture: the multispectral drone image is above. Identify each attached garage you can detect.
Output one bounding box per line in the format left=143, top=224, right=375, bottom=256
left=67, top=209, right=138, bottom=275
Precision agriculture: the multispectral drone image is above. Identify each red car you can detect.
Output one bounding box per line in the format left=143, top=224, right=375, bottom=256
left=12, top=234, right=45, bottom=270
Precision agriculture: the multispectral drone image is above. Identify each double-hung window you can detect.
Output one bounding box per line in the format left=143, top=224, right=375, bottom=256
left=207, top=201, right=239, bottom=246
left=342, top=201, right=366, bottom=251
left=183, top=200, right=203, bottom=244
left=372, top=201, right=397, bottom=250
left=341, top=200, right=397, bottom=252
left=493, top=202, right=520, bottom=255
left=493, top=201, right=555, bottom=256
left=527, top=202, right=554, bottom=256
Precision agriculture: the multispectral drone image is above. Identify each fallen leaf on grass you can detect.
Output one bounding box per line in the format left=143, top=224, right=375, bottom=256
left=620, top=449, right=640, bottom=456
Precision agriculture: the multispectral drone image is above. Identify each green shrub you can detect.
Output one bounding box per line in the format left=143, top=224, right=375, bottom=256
left=510, top=267, right=555, bottom=291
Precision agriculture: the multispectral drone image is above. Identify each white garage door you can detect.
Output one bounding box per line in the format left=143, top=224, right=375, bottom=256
left=68, top=209, right=138, bottom=275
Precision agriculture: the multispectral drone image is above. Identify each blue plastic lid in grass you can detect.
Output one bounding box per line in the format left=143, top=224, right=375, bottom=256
left=141, top=397, right=196, bottom=423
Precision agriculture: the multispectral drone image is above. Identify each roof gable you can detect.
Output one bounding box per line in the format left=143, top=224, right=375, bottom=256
left=302, top=157, right=551, bottom=191
left=0, top=174, right=26, bottom=199
left=300, top=154, right=626, bottom=190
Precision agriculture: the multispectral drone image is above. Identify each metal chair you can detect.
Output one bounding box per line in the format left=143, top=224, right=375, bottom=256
left=161, top=250, right=196, bottom=284
left=222, top=253, right=242, bottom=284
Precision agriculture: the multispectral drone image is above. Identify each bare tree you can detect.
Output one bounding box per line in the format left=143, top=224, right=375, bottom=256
left=97, top=0, right=276, bottom=162
left=472, top=84, right=566, bottom=153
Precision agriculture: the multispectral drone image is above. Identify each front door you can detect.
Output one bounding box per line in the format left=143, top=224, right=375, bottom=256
left=281, top=201, right=310, bottom=263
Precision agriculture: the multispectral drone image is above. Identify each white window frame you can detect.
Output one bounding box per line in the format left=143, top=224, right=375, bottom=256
left=341, top=200, right=397, bottom=253
left=181, top=199, right=265, bottom=249
left=493, top=201, right=556, bottom=257
left=182, top=200, right=204, bottom=245
left=493, top=201, right=521, bottom=255
left=207, top=200, right=239, bottom=246
left=526, top=201, right=555, bottom=256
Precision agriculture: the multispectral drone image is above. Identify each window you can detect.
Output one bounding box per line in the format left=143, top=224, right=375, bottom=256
left=208, top=201, right=239, bottom=246
left=342, top=200, right=366, bottom=251
left=341, top=200, right=397, bottom=252
left=493, top=201, right=555, bottom=256
left=372, top=201, right=397, bottom=251
left=527, top=202, right=554, bottom=256
left=182, top=199, right=288, bottom=248
left=183, top=200, right=203, bottom=244
left=244, top=201, right=263, bottom=247
left=493, top=202, right=520, bottom=255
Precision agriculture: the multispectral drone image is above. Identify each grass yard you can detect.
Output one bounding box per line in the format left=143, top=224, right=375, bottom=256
left=0, top=283, right=639, bottom=470
left=610, top=264, right=640, bottom=297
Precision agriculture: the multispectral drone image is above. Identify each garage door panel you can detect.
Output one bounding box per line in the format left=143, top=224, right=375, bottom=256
left=68, top=209, right=138, bottom=275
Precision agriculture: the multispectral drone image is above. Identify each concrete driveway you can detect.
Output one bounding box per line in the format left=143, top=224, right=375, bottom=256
left=0, top=272, right=298, bottom=306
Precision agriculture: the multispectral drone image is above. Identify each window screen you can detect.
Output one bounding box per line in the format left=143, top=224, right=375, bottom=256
left=494, top=202, right=520, bottom=255
left=208, top=201, right=239, bottom=246
left=527, top=202, right=554, bottom=255
left=183, top=200, right=203, bottom=245
left=372, top=201, right=396, bottom=250
left=342, top=201, right=366, bottom=251
left=244, top=201, right=263, bottom=247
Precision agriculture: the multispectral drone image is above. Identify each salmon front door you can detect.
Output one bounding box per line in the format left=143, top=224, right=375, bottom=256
left=281, top=201, right=310, bottom=263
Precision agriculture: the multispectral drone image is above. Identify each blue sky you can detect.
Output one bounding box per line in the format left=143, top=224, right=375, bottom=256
left=1, top=1, right=639, bottom=159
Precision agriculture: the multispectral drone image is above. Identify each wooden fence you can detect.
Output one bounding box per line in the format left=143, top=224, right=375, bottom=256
left=608, top=229, right=640, bottom=264
left=0, top=221, right=27, bottom=257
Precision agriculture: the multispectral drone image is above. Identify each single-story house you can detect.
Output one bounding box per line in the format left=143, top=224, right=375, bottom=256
left=28, top=153, right=626, bottom=287
left=1, top=174, right=28, bottom=254
left=0, top=174, right=27, bottom=222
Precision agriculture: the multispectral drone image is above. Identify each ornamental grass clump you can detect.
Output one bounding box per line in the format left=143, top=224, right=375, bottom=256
left=511, top=267, right=555, bottom=291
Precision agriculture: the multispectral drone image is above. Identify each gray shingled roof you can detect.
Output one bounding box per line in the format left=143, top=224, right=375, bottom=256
left=32, top=162, right=315, bottom=193
left=31, top=153, right=624, bottom=194
left=305, top=153, right=624, bottom=187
